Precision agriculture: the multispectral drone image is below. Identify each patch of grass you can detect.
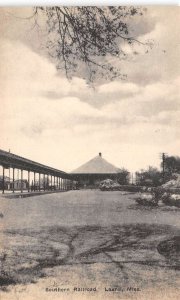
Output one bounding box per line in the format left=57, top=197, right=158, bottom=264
left=1, top=223, right=180, bottom=289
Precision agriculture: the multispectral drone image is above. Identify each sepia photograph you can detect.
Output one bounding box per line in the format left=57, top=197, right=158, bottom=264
left=0, top=3, right=180, bottom=300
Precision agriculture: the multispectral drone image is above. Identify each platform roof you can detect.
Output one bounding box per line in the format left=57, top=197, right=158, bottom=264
left=0, top=149, right=68, bottom=178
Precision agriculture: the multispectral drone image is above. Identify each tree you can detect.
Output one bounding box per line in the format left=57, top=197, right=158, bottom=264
left=34, top=6, right=152, bottom=83
left=117, top=168, right=130, bottom=185
left=136, top=166, right=162, bottom=187
left=163, top=156, right=180, bottom=180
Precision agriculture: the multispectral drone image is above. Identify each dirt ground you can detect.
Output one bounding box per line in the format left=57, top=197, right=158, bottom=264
left=0, top=190, right=179, bottom=299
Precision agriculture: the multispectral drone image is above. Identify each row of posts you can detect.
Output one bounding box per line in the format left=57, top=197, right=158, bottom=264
left=1, top=166, right=72, bottom=194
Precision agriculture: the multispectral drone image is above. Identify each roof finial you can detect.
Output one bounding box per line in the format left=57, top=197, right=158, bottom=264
left=99, top=152, right=102, bottom=157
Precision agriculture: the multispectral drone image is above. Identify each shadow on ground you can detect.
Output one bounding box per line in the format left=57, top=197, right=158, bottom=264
left=0, top=223, right=179, bottom=291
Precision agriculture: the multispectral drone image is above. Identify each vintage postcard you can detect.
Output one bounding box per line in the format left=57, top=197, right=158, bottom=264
left=0, top=5, right=180, bottom=300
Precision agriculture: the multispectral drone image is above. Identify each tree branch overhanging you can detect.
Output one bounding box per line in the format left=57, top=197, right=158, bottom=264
left=34, top=6, right=153, bottom=83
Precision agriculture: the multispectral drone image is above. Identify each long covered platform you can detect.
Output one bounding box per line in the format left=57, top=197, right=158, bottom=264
left=0, top=149, right=72, bottom=194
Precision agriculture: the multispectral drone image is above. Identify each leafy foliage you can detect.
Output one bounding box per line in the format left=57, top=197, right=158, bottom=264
left=163, top=156, right=180, bottom=180
left=35, top=6, right=151, bottom=82
left=117, top=168, right=130, bottom=185
left=136, top=166, right=162, bottom=187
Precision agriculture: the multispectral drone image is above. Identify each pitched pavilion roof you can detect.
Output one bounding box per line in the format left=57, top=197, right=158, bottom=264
left=71, top=153, right=119, bottom=174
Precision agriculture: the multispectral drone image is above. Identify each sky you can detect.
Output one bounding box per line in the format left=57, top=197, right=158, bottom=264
left=0, top=6, right=179, bottom=173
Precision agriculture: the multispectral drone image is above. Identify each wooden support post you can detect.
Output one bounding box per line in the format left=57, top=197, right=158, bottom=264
left=68, top=179, right=70, bottom=190
left=34, top=172, right=36, bottom=191
left=39, top=173, right=41, bottom=191
left=28, top=171, right=30, bottom=192
left=58, top=177, right=60, bottom=190
left=44, top=174, right=45, bottom=191
left=12, top=168, right=15, bottom=193
left=2, top=166, right=5, bottom=194
left=69, top=179, right=70, bottom=190
left=47, top=175, right=49, bottom=190
left=21, top=169, right=23, bottom=193
left=51, top=175, right=52, bottom=190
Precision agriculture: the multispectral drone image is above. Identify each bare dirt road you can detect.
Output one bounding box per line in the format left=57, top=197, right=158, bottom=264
left=0, top=190, right=179, bottom=299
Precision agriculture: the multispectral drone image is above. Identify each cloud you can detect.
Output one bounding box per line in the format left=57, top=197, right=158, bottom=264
left=113, top=7, right=180, bottom=86
left=98, top=81, right=140, bottom=96
left=0, top=6, right=179, bottom=173
left=0, top=39, right=91, bottom=101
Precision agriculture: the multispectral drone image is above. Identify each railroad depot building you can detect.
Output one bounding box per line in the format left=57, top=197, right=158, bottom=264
left=71, top=153, right=129, bottom=188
